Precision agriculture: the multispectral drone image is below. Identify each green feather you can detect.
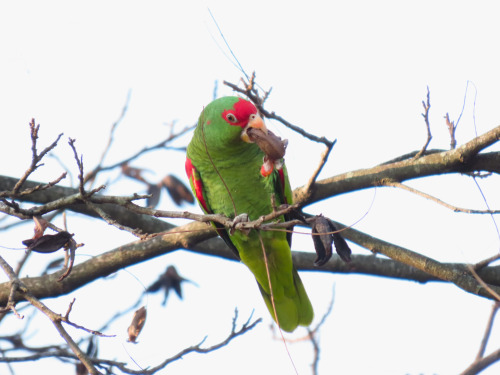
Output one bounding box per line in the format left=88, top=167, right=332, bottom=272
left=186, top=96, right=313, bottom=332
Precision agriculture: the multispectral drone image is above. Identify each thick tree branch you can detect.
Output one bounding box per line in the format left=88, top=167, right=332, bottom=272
left=3, top=216, right=500, bottom=306
left=332, top=221, right=500, bottom=298
left=296, top=124, right=500, bottom=205
left=0, top=123, right=499, bottom=306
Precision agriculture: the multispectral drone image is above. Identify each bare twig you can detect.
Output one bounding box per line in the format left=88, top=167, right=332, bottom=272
left=475, top=254, right=500, bottom=271
left=0, top=173, right=67, bottom=200
left=68, top=138, right=86, bottom=196
left=384, top=181, right=500, bottom=214
left=85, top=199, right=145, bottom=238
left=0, top=310, right=258, bottom=374
left=83, top=124, right=195, bottom=184
left=307, top=287, right=335, bottom=375
left=297, top=142, right=336, bottom=206
left=224, top=77, right=334, bottom=147
left=12, top=119, right=63, bottom=195
left=476, top=302, right=500, bottom=360
left=0, top=255, right=102, bottom=374
left=414, top=86, right=432, bottom=159
left=107, top=309, right=261, bottom=375
left=90, top=90, right=132, bottom=187
left=445, top=112, right=457, bottom=149
left=271, top=287, right=336, bottom=374
left=86, top=191, right=301, bottom=233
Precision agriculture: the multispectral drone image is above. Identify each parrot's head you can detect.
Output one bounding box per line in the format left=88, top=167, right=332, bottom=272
left=197, top=96, right=267, bottom=151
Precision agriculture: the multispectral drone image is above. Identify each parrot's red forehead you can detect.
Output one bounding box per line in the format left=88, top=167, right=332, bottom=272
left=221, top=98, right=257, bottom=128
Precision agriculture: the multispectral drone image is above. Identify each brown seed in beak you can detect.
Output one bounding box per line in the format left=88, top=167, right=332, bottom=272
left=241, top=114, right=268, bottom=143
left=246, top=128, right=288, bottom=160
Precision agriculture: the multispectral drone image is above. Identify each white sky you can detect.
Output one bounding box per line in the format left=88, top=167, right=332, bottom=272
left=1, top=1, right=500, bottom=374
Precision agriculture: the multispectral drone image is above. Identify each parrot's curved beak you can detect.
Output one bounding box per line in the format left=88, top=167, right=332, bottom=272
left=241, top=114, right=267, bottom=143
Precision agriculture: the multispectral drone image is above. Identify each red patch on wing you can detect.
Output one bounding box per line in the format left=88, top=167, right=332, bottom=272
left=185, top=157, right=209, bottom=213
left=221, top=98, right=258, bottom=128
left=277, top=167, right=288, bottom=204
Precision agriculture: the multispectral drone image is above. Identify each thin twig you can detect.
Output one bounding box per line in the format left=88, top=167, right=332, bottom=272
left=83, top=124, right=195, bottom=184
left=385, top=181, right=500, bottom=214
left=85, top=200, right=144, bottom=237
left=224, top=78, right=334, bottom=147
left=92, top=90, right=132, bottom=185
left=12, top=119, right=63, bottom=195
left=414, top=86, right=432, bottom=159
left=0, top=255, right=102, bottom=374
left=475, top=254, right=500, bottom=271
left=476, top=302, right=500, bottom=360
left=68, top=138, right=86, bottom=197
left=445, top=113, right=457, bottom=150
left=308, top=287, right=335, bottom=375
left=106, top=309, right=261, bottom=375
left=297, top=142, right=336, bottom=205
left=0, top=173, right=67, bottom=200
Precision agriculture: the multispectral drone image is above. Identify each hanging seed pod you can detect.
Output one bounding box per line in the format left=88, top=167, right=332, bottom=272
left=22, top=231, right=73, bottom=254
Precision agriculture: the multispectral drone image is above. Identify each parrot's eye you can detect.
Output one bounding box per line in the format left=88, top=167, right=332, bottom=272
left=226, top=113, right=238, bottom=123
left=249, top=114, right=256, bottom=120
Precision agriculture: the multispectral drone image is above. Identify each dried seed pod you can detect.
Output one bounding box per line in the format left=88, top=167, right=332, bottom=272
left=127, top=306, right=147, bottom=343
left=22, top=231, right=73, bottom=254
left=311, top=215, right=334, bottom=266
left=311, top=215, right=351, bottom=266
left=332, top=228, right=352, bottom=263
left=247, top=128, right=287, bottom=160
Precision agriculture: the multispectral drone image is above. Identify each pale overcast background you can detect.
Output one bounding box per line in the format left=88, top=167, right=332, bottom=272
left=1, top=1, right=500, bottom=374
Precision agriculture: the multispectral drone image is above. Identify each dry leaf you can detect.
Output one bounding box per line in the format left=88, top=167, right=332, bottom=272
left=121, top=163, right=148, bottom=183
left=146, top=183, right=162, bottom=208
left=161, top=175, right=194, bottom=206
left=33, top=216, right=49, bottom=239
left=127, top=306, right=147, bottom=343
left=22, top=231, right=73, bottom=254
left=311, top=215, right=333, bottom=266
left=147, top=265, right=194, bottom=305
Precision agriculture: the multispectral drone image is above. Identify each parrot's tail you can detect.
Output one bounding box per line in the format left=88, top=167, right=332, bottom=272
left=257, top=267, right=314, bottom=332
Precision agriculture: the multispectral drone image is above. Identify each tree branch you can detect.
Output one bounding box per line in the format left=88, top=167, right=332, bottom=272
left=0, top=255, right=101, bottom=374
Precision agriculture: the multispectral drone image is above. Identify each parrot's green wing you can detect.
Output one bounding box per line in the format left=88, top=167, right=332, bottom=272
left=185, top=157, right=240, bottom=259
left=274, top=162, right=295, bottom=246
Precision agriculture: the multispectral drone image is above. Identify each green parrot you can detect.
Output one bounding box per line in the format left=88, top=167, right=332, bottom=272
left=185, top=96, right=313, bottom=332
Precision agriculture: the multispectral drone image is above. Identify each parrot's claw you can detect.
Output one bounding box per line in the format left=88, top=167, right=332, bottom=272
left=230, top=213, right=250, bottom=235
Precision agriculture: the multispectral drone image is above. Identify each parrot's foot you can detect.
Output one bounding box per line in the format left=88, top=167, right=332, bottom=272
left=230, top=213, right=250, bottom=235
